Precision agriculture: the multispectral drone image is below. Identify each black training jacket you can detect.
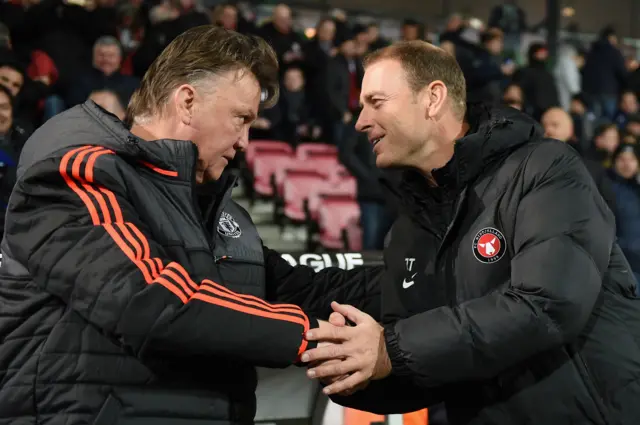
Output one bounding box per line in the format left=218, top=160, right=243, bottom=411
left=332, top=104, right=640, bottom=425
left=0, top=101, right=381, bottom=425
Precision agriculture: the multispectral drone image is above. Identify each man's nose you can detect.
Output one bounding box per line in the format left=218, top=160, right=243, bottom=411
left=355, top=110, right=370, bottom=132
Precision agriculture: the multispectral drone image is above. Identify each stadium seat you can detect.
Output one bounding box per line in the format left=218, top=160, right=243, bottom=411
left=273, top=153, right=342, bottom=197
left=253, top=151, right=294, bottom=197
left=246, top=140, right=293, bottom=170
left=282, top=170, right=329, bottom=222
left=317, top=195, right=361, bottom=250
left=296, top=143, right=337, bottom=160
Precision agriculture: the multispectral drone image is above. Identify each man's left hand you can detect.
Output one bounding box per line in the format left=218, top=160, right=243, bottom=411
left=302, top=302, right=392, bottom=395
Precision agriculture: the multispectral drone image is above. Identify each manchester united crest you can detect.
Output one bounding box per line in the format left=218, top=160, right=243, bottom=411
left=217, top=212, right=242, bottom=238
left=472, top=227, right=506, bottom=264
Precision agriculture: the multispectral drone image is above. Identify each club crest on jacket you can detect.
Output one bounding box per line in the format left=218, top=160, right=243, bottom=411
left=472, top=227, right=506, bottom=263
left=218, top=211, right=242, bottom=238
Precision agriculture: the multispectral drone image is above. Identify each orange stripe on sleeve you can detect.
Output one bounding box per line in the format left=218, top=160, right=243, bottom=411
left=60, top=146, right=312, bottom=338
left=139, top=161, right=179, bottom=177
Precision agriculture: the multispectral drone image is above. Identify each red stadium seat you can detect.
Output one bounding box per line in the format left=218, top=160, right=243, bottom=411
left=317, top=195, right=361, bottom=250
left=296, top=143, right=337, bottom=160
left=246, top=140, right=293, bottom=170
left=273, top=153, right=342, bottom=197
left=253, top=151, right=294, bottom=197
left=282, top=170, right=329, bottom=222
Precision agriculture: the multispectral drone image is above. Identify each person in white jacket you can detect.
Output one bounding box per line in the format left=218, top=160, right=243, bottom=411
left=554, top=43, right=583, bottom=111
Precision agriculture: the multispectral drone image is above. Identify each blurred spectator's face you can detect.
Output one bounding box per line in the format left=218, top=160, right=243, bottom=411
left=317, top=20, right=335, bottom=42
left=0, top=90, right=12, bottom=135
left=284, top=69, right=304, bottom=92
left=219, top=6, right=237, bottom=30
left=447, top=15, right=462, bottom=31
left=340, top=40, right=357, bottom=58
left=533, top=48, right=548, bottom=62
left=573, top=54, right=585, bottom=69
left=356, top=32, right=369, bottom=47
left=627, top=121, right=640, bottom=137
left=356, top=58, right=433, bottom=168
left=93, top=44, right=121, bottom=76
left=273, top=5, right=292, bottom=34
left=440, top=41, right=455, bottom=56
left=595, top=127, right=620, bottom=154
left=486, top=38, right=503, bottom=55
left=355, top=40, right=368, bottom=56
left=502, top=85, right=523, bottom=110
left=366, top=25, right=379, bottom=42
left=615, top=150, right=639, bottom=179
left=173, top=70, right=260, bottom=182
left=89, top=90, right=125, bottom=120
left=0, top=66, right=23, bottom=97
left=570, top=99, right=586, bottom=115
left=542, top=108, right=573, bottom=142
left=608, top=34, right=618, bottom=46
left=402, top=25, right=419, bottom=41
left=620, top=92, right=638, bottom=114
left=623, top=133, right=637, bottom=144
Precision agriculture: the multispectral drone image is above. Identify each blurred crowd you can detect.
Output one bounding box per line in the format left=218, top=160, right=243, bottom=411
left=2, top=0, right=640, bottom=282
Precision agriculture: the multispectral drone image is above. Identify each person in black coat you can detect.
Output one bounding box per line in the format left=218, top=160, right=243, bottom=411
left=512, top=42, right=559, bottom=120
left=301, top=41, right=640, bottom=425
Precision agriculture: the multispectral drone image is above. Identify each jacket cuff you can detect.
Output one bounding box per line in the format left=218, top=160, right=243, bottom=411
left=295, top=316, right=319, bottom=366
left=384, top=323, right=412, bottom=376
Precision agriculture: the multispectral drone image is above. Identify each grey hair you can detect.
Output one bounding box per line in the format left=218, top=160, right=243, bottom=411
left=94, top=36, right=122, bottom=53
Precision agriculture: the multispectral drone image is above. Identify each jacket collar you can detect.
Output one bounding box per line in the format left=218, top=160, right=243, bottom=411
left=82, top=100, right=198, bottom=182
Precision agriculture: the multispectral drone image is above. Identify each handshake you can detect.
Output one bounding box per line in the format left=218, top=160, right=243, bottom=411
left=300, top=302, right=393, bottom=396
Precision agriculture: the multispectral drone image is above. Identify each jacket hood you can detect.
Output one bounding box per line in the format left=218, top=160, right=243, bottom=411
left=17, top=101, right=196, bottom=181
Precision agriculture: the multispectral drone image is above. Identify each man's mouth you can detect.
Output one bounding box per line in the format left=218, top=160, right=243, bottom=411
left=371, top=136, right=385, bottom=147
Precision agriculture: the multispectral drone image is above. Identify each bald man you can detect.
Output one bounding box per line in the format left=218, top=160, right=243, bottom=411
left=259, top=4, right=304, bottom=68
left=542, top=107, right=617, bottom=210
left=541, top=107, right=574, bottom=142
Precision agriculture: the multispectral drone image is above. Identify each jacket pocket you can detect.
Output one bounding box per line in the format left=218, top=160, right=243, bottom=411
left=92, top=394, right=124, bottom=425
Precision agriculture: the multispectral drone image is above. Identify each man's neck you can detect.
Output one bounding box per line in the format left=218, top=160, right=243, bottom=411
left=414, top=119, right=467, bottom=176
left=130, top=123, right=160, bottom=142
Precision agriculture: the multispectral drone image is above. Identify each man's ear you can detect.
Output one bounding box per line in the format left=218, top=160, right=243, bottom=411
left=424, top=80, right=448, bottom=119
left=174, top=84, right=196, bottom=126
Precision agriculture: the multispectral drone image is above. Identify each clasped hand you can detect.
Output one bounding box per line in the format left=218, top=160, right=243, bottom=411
left=301, top=302, right=392, bottom=395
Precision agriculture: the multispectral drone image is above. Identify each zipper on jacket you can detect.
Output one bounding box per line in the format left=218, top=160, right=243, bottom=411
left=215, top=255, right=264, bottom=267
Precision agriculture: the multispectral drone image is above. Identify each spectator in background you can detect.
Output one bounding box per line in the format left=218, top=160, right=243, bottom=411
left=460, top=28, right=514, bottom=104
left=324, top=36, right=363, bottom=146
left=582, top=26, right=627, bottom=120
left=624, top=114, right=640, bottom=139
left=570, top=93, right=596, bottom=149
left=502, top=82, right=524, bottom=111
left=338, top=130, right=393, bottom=250
left=400, top=19, right=422, bottom=42
left=303, top=17, right=336, bottom=136
left=589, top=122, right=621, bottom=167
left=0, top=85, right=18, bottom=235
left=88, top=89, right=125, bottom=120
left=608, top=144, right=640, bottom=288
left=274, top=67, right=321, bottom=145
left=554, top=43, right=583, bottom=111
left=542, top=107, right=616, bottom=211
left=488, top=0, right=526, bottom=58
left=65, top=36, right=138, bottom=109
left=615, top=90, right=639, bottom=129
left=210, top=3, right=237, bottom=31
left=439, top=13, right=464, bottom=56
left=366, top=22, right=389, bottom=52
left=0, top=59, right=24, bottom=98
left=513, top=42, right=559, bottom=120
left=352, top=24, right=370, bottom=57
left=259, top=4, right=304, bottom=72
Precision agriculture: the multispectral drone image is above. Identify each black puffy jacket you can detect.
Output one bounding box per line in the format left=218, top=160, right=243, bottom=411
left=333, top=105, right=640, bottom=425
left=0, top=101, right=381, bottom=425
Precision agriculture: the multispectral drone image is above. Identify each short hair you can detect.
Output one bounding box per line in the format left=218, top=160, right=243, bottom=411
left=594, top=122, right=618, bottom=138
left=363, top=40, right=466, bottom=119
left=94, top=35, right=122, bottom=53
left=481, top=28, right=504, bottom=44
left=127, top=25, right=279, bottom=123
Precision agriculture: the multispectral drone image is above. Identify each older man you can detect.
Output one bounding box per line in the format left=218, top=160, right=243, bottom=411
left=0, top=26, right=380, bottom=425
left=303, top=41, right=640, bottom=425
